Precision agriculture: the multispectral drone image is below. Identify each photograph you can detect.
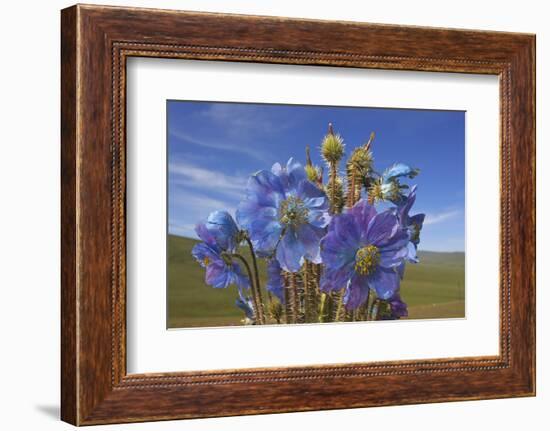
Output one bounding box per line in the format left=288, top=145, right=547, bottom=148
left=44, top=1, right=536, bottom=426
left=167, top=101, right=466, bottom=328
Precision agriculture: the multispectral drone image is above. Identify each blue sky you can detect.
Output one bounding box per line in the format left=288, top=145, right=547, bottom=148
left=167, top=101, right=465, bottom=252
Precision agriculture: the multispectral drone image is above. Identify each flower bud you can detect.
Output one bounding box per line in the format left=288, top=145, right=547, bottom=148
left=305, top=164, right=321, bottom=183
left=321, top=133, right=345, bottom=164
left=348, top=146, right=374, bottom=176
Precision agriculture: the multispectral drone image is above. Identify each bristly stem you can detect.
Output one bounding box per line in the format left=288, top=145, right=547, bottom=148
left=290, top=272, right=299, bottom=324
left=346, top=167, right=357, bottom=208
left=244, top=236, right=266, bottom=323
left=357, top=288, right=370, bottom=321
left=335, top=289, right=346, bottom=322
left=302, top=261, right=310, bottom=322
left=282, top=272, right=292, bottom=324
left=315, top=263, right=321, bottom=306
left=327, top=123, right=339, bottom=215
left=306, top=262, right=317, bottom=323
left=231, top=253, right=263, bottom=324
left=369, top=298, right=381, bottom=321
left=329, top=163, right=337, bottom=214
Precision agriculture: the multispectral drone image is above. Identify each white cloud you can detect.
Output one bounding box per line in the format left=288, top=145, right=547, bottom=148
left=169, top=129, right=268, bottom=162
left=168, top=222, right=197, bottom=238
left=168, top=161, right=245, bottom=238
left=171, top=191, right=232, bottom=210
left=169, top=191, right=238, bottom=239
left=169, top=160, right=247, bottom=200
left=424, top=209, right=461, bottom=226
left=200, top=103, right=280, bottom=135
left=169, top=103, right=301, bottom=163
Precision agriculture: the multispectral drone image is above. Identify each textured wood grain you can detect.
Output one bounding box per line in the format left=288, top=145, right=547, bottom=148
left=60, top=6, right=78, bottom=425
left=60, top=4, right=535, bottom=425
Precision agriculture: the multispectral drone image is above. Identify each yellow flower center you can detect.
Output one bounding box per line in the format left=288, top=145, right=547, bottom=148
left=354, top=245, right=381, bottom=276
left=279, top=196, right=309, bottom=227
left=203, top=257, right=210, bottom=266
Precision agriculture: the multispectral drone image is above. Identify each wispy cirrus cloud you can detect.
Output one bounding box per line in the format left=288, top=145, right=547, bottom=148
left=168, top=190, right=238, bottom=239
left=169, top=160, right=247, bottom=200
left=170, top=189, right=234, bottom=210
left=169, top=103, right=301, bottom=163
left=168, top=222, right=197, bottom=238
left=169, top=129, right=269, bottom=162
left=199, top=103, right=287, bottom=136
left=424, top=209, right=461, bottom=226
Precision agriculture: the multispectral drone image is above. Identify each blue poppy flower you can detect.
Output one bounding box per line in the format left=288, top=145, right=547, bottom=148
left=237, top=158, right=331, bottom=272
left=204, top=210, right=240, bottom=252
left=235, top=288, right=255, bottom=323
left=397, top=185, right=425, bottom=263
left=373, top=163, right=419, bottom=204
left=191, top=212, right=250, bottom=290
left=320, top=200, right=409, bottom=309
left=381, top=163, right=419, bottom=183
left=266, top=258, right=285, bottom=303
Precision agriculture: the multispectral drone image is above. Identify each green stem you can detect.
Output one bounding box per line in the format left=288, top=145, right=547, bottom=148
left=244, top=236, right=266, bottom=323
left=319, top=293, right=328, bottom=323
left=231, top=253, right=263, bottom=324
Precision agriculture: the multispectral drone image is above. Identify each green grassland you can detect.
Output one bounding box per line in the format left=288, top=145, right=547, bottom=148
left=167, top=235, right=465, bottom=328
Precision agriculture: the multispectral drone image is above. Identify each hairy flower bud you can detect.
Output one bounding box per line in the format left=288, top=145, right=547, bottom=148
left=321, top=133, right=345, bottom=164
left=348, top=146, right=374, bottom=176
left=305, top=164, right=321, bottom=183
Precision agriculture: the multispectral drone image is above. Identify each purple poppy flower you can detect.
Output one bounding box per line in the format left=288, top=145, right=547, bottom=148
left=397, top=185, right=425, bottom=263
left=378, top=294, right=408, bottom=320
left=266, top=258, right=285, bottom=303
left=191, top=213, right=250, bottom=290
left=237, top=158, right=331, bottom=272
left=388, top=294, right=408, bottom=319
left=320, top=200, right=409, bottom=309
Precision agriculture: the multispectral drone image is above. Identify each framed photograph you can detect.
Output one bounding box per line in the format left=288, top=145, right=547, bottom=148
left=61, top=4, right=535, bottom=425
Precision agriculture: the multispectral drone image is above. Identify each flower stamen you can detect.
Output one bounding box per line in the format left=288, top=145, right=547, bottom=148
left=279, top=196, right=309, bottom=227
left=354, top=245, right=381, bottom=275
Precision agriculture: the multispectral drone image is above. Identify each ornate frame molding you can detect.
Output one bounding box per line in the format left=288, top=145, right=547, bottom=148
left=61, top=5, right=535, bottom=425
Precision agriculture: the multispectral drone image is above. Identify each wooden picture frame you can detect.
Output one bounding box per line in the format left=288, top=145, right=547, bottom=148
left=61, top=4, right=535, bottom=425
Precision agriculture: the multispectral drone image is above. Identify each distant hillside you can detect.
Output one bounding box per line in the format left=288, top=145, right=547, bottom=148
left=167, top=234, right=465, bottom=328
left=417, top=251, right=465, bottom=267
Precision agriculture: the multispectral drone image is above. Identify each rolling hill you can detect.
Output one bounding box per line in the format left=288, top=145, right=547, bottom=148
left=167, top=235, right=465, bottom=328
